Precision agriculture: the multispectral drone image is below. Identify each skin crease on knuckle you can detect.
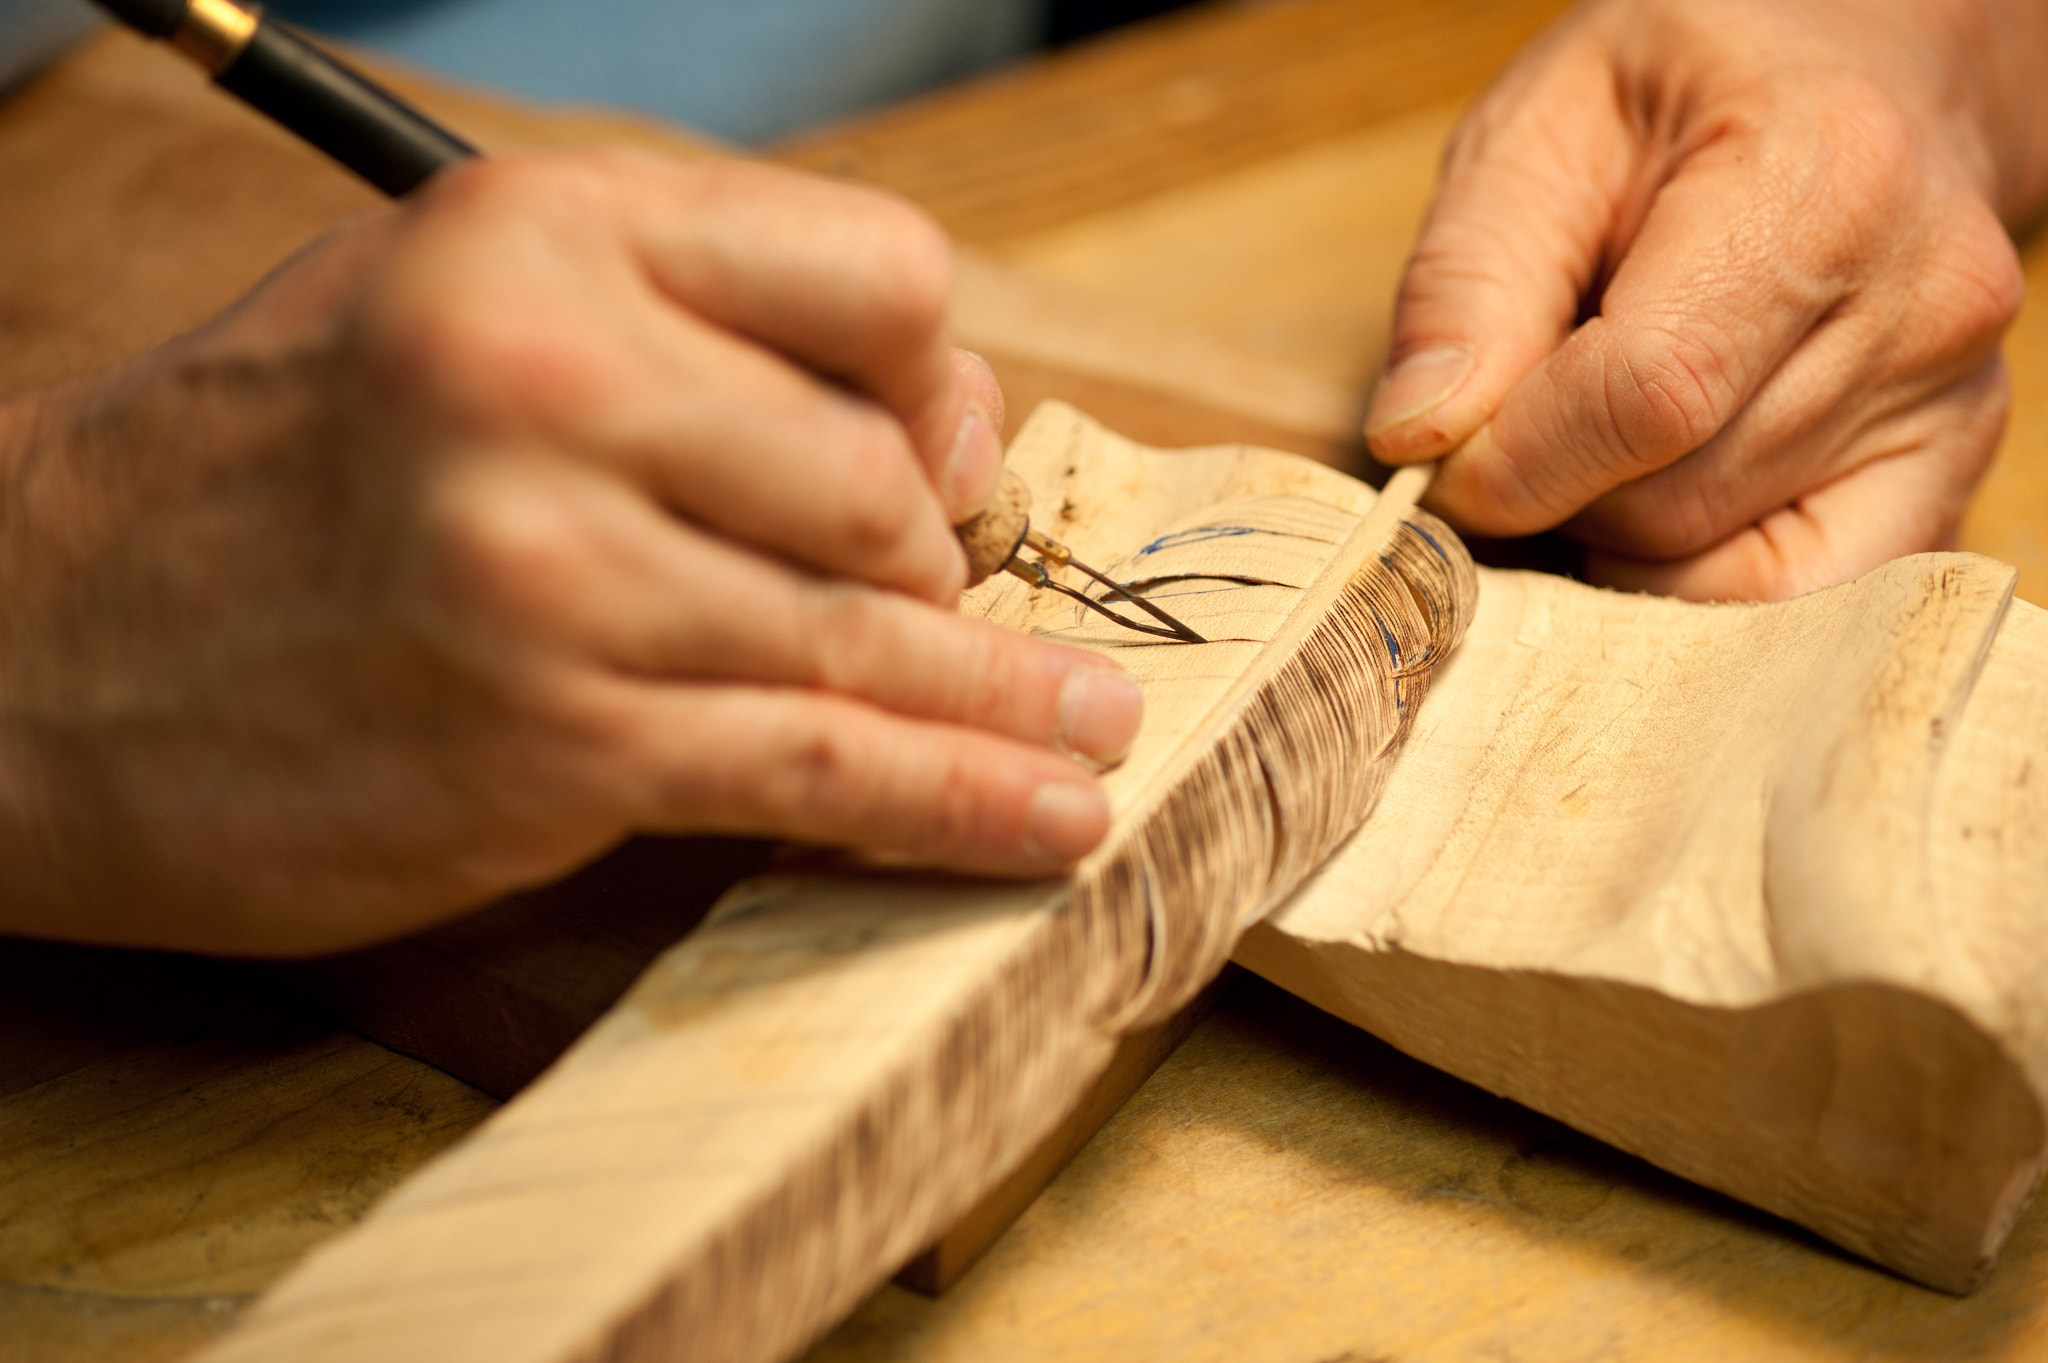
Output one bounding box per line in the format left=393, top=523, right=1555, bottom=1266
left=1572, top=186, right=2013, bottom=563
left=1579, top=191, right=2017, bottom=572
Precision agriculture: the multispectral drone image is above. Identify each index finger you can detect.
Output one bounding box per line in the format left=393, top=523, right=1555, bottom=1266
left=1430, top=87, right=1880, bottom=537
left=618, top=157, right=986, bottom=512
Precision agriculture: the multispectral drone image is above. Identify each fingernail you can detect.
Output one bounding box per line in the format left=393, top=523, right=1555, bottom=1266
left=943, top=407, right=1002, bottom=520
left=1055, top=664, right=1144, bottom=770
left=1365, top=346, right=1474, bottom=437
left=1022, top=781, right=1111, bottom=867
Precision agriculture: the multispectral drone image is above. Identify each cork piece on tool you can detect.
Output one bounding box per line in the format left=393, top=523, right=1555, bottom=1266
left=956, top=467, right=1034, bottom=586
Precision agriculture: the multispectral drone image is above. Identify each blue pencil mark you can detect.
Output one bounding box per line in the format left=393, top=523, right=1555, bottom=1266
left=1367, top=603, right=1402, bottom=669
left=1409, top=521, right=1452, bottom=566
left=1133, top=523, right=1344, bottom=558
left=1134, top=525, right=1263, bottom=557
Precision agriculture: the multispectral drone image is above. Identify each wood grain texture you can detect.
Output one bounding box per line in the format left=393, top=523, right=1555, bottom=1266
left=187, top=405, right=1475, bottom=1363
left=0, top=939, right=495, bottom=1363
left=893, top=967, right=1239, bottom=1295
left=269, top=829, right=1233, bottom=1298
left=8, top=0, right=2048, bottom=1357
left=771, top=0, right=1568, bottom=243
left=1239, top=557, right=2048, bottom=1292
left=805, top=974, right=2048, bottom=1363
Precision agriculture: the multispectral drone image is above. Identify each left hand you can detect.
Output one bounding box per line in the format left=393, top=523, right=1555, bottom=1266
left=1365, top=0, right=2045, bottom=600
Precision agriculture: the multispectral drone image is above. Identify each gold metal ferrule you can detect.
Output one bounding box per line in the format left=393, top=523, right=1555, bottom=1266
left=173, top=0, right=260, bottom=74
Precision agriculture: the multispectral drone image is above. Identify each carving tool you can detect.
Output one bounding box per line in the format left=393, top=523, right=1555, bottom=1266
left=87, top=0, right=1209, bottom=645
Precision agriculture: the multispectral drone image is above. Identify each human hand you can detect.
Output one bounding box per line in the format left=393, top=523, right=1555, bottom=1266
left=1365, top=0, right=2048, bottom=600
left=0, top=152, right=1141, bottom=954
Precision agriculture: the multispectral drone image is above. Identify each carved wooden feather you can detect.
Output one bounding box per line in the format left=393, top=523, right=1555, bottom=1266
left=192, top=403, right=1476, bottom=1363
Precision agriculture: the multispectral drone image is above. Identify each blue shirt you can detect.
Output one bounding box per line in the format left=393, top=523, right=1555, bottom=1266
left=1, top=0, right=1040, bottom=142
left=270, top=0, right=1040, bottom=143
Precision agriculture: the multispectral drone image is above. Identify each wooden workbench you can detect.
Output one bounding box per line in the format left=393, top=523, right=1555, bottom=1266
left=6, top=1, right=2048, bottom=1359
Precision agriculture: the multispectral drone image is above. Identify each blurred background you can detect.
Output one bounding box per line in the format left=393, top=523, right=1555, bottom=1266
left=255, top=0, right=1209, bottom=142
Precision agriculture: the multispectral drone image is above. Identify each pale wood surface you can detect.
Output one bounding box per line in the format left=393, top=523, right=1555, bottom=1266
left=1242, top=557, right=2048, bottom=1291
left=0, top=940, right=494, bottom=1363
left=192, top=407, right=1473, bottom=1363
left=8, top=0, right=2048, bottom=1358
left=808, top=972, right=2048, bottom=1363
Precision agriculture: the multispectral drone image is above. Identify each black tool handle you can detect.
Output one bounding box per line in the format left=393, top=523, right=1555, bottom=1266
left=217, top=18, right=477, bottom=196
left=91, top=0, right=476, bottom=197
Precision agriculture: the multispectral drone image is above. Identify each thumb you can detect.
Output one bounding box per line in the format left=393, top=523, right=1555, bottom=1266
left=1365, top=39, right=1631, bottom=465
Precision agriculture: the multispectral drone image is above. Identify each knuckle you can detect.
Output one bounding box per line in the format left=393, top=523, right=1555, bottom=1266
left=748, top=701, right=990, bottom=857
left=946, top=625, right=1015, bottom=723
left=772, top=722, right=863, bottom=819
left=419, top=152, right=613, bottom=225
left=426, top=467, right=581, bottom=608
left=801, top=584, right=896, bottom=691
left=832, top=194, right=953, bottom=348
left=1592, top=323, right=1741, bottom=472
left=759, top=712, right=908, bottom=835
left=1813, top=78, right=1918, bottom=220
left=373, top=283, right=604, bottom=431
left=1920, top=207, right=2025, bottom=360
left=866, top=201, right=953, bottom=313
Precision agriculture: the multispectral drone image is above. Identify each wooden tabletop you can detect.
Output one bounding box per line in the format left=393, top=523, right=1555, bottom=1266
left=6, top=1, right=2048, bottom=1359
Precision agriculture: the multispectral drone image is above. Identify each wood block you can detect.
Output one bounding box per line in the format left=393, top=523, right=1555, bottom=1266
left=1240, top=558, right=2048, bottom=1292
left=269, top=834, right=1234, bottom=1296
left=894, top=967, right=1240, bottom=1295
left=188, top=405, right=1477, bottom=1363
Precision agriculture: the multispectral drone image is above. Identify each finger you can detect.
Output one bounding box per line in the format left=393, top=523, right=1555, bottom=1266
left=616, top=157, right=988, bottom=507
left=1566, top=200, right=2023, bottom=559
left=585, top=306, right=969, bottom=601
left=1431, top=78, right=1928, bottom=538
left=953, top=348, right=1006, bottom=437
left=615, top=683, right=1115, bottom=874
left=1364, top=32, right=1630, bottom=465
left=935, top=348, right=1007, bottom=521
left=447, top=462, right=1143, bottom=768
left=1586, top=358, right=2007, bottom=600
left=398, top=154, right=989, bottom=557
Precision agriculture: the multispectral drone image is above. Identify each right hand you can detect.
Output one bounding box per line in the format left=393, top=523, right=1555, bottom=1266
left=0, top=151, right=1142, bottom=955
